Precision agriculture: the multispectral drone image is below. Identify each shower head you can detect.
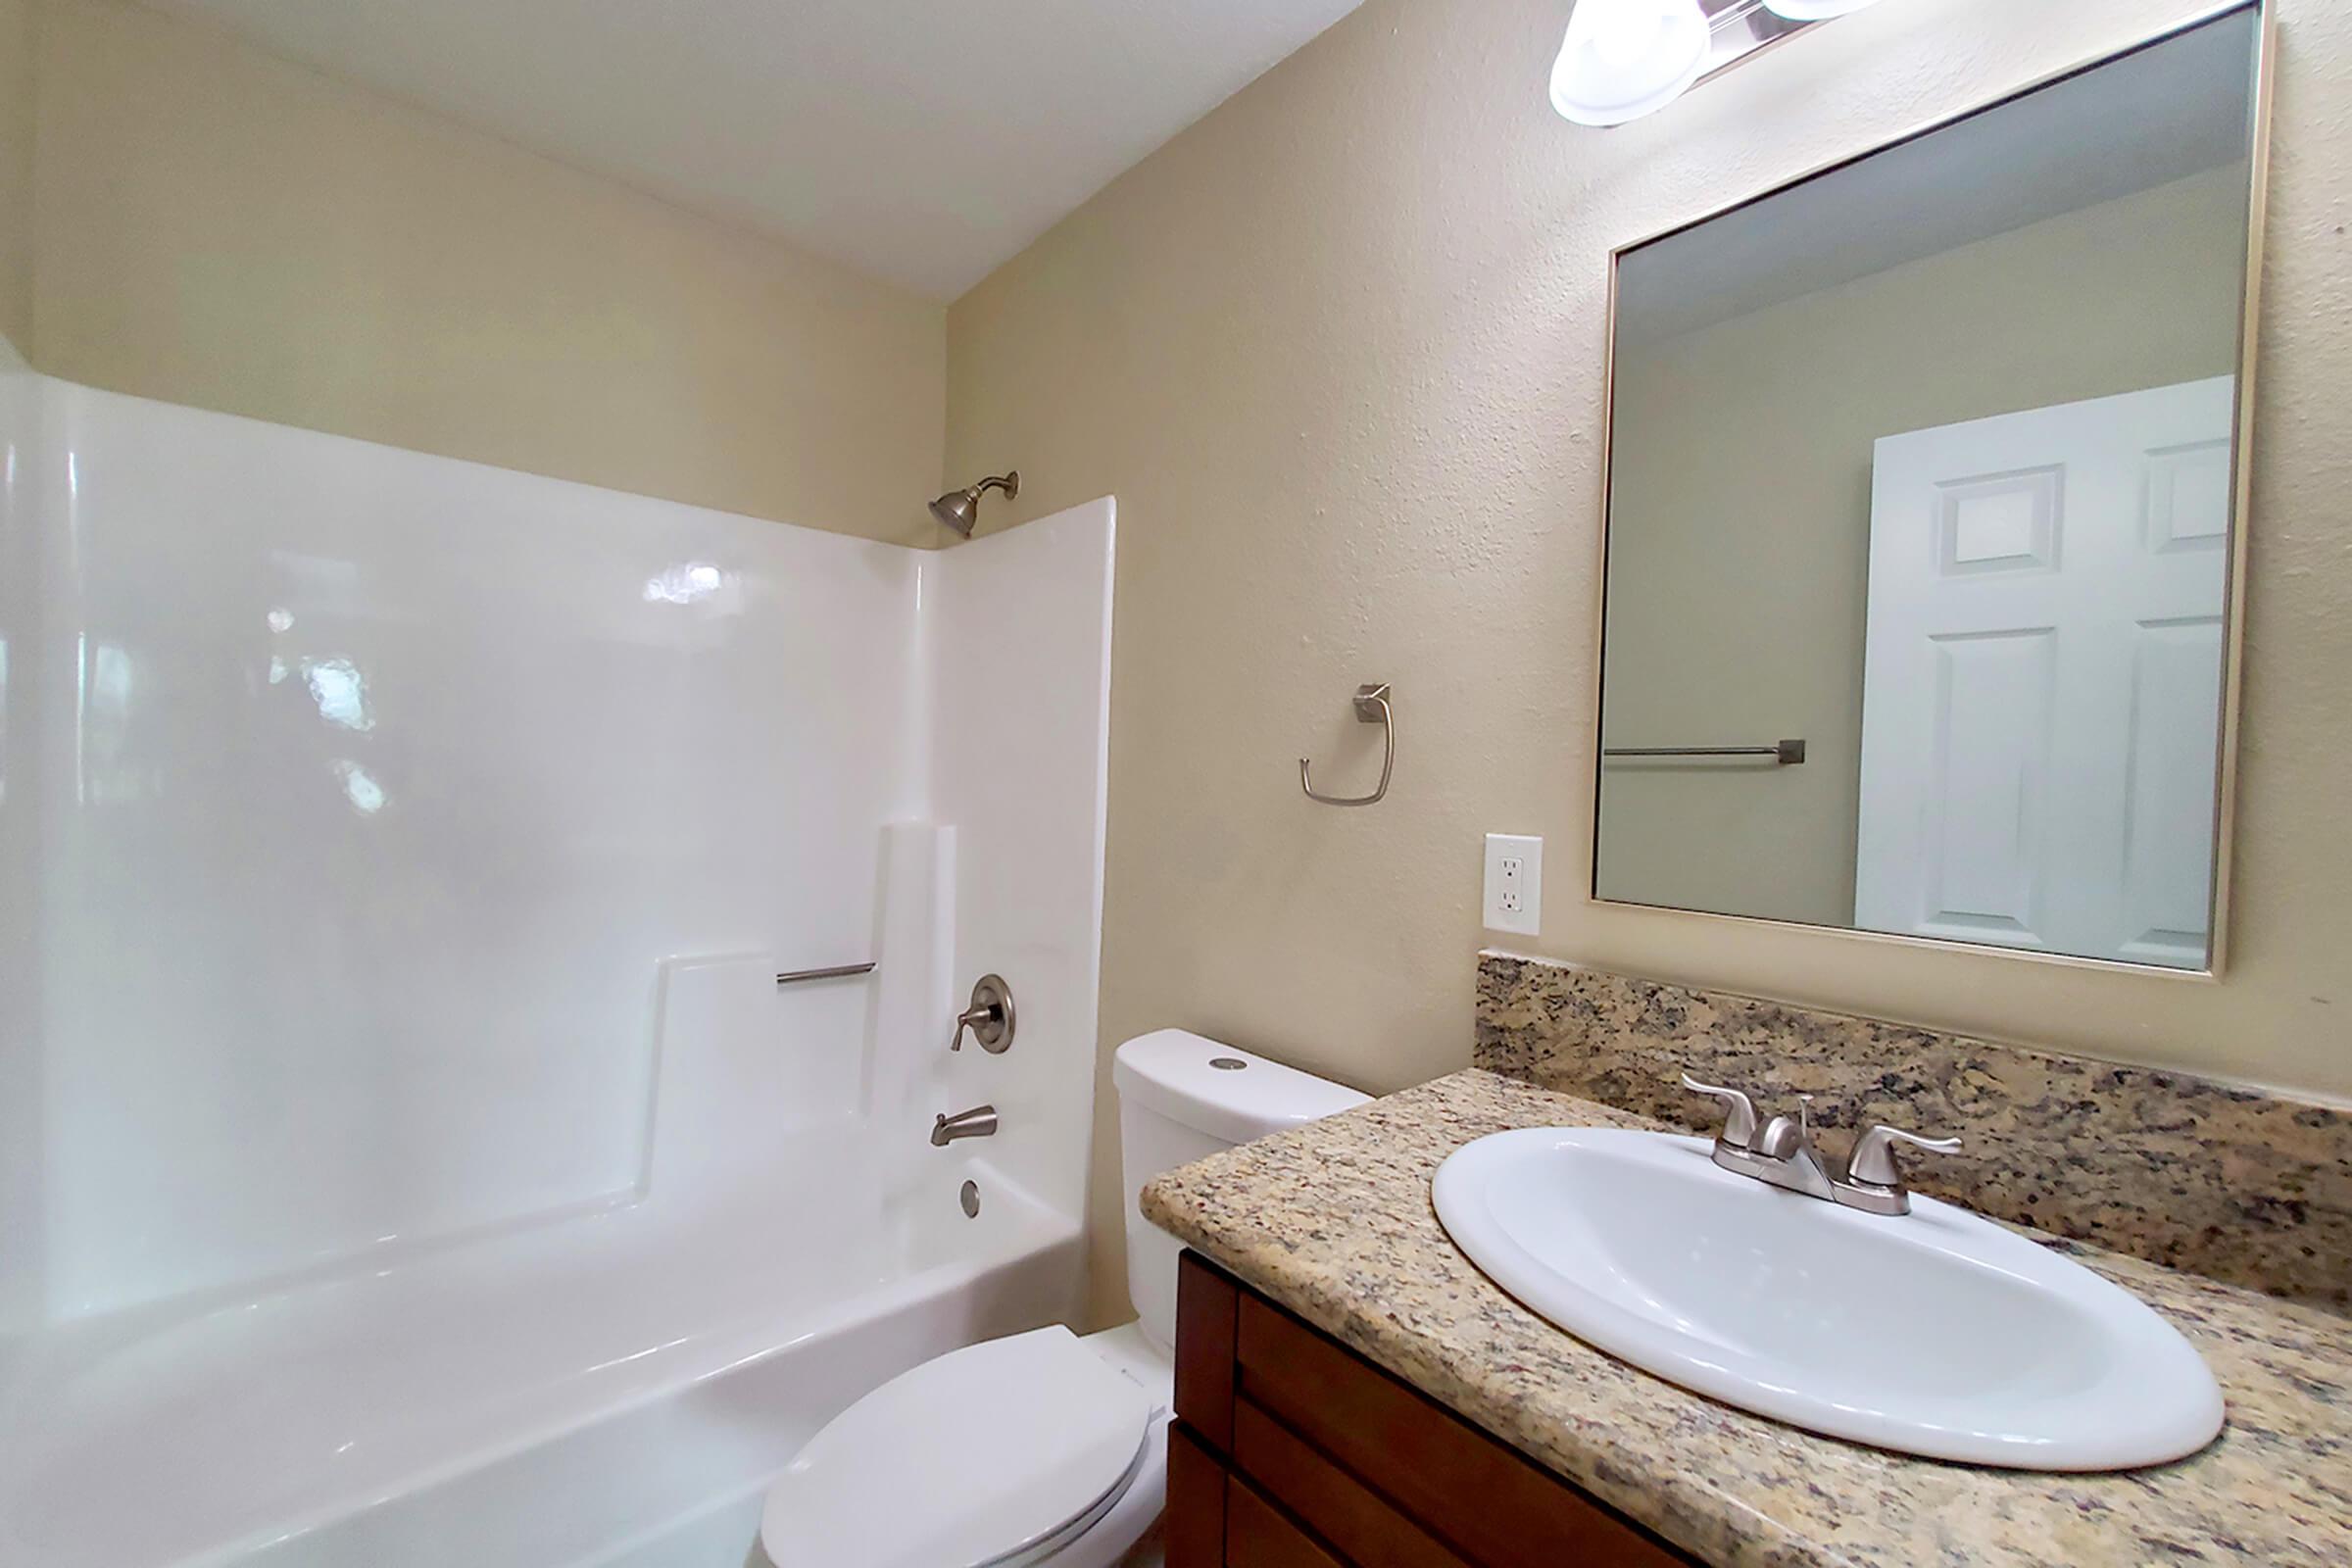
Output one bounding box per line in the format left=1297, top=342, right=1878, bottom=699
left=929, top=471, right=1019, bottom=538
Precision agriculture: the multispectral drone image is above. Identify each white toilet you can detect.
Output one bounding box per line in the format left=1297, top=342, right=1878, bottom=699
left=759, top=1029, right=1368, bottom=1567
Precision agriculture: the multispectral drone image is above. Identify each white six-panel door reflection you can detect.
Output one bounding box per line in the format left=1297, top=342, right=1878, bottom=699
left=1855, top=376, right=2233, bottom=968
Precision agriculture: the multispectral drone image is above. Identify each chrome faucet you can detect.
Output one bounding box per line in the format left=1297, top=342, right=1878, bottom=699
left=1681, top=1074, right=1958, bottom=1216
left=930, top=1104, right=999, bottom=1147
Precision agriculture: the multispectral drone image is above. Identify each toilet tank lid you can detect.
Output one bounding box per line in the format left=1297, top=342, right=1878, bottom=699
left=1112, top=1029, right=1369, bottom=1146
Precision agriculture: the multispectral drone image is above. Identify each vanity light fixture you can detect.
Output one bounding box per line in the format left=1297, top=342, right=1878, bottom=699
left=1549, top=0, right=1891, bottom=127
left=1549, top=0, right=1711, bottom=127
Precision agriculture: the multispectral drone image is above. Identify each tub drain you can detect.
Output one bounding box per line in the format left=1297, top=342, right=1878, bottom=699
left=959, top=1180, right=981, bottom=1218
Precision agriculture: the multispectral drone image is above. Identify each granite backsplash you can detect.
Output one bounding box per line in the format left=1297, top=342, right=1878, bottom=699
left=1475, top=953, right=2352, bottom=1312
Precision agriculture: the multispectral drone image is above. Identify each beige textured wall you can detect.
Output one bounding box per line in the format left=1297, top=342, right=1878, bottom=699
left=1598, top=168, right=2247, bottom=928
left=946, top=0, right=2352, bottom=1326
left=25, top=0, right=946, bottom=543
left=0, top=0, right=31, bottom=353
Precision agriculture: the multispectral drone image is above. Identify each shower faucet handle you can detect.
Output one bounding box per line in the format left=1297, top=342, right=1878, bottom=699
left=950, top=974, right=1015, bottom=1054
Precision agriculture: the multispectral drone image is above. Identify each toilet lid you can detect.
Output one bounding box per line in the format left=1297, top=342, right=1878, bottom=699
left=760, top=1325, right=1153, bottom=1568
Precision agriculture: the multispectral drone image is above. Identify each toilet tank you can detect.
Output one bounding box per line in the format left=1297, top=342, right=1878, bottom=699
left=1111, top=1030, right=1369, bottom=1350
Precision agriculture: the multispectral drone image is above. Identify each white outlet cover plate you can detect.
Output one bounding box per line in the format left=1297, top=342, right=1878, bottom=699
left=1483, top=834, right=1543, bottom=936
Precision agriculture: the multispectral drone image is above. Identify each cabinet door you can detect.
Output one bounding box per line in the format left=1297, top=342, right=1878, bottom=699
left=1168, top=1421, right=1230, bottom=1568
left=1172, top=1251, right=1700, bottom=1568
left=1226, top=1475, right=1349, bottom=1568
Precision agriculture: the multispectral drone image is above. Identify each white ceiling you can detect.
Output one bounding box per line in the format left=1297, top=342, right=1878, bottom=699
left=149, top=0, right=1367, bottom=300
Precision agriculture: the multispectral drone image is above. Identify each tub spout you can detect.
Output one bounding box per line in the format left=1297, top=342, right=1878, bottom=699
left=931, top=1105, right=999, bottom=1147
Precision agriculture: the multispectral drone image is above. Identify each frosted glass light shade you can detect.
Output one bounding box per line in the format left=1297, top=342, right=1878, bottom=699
left=1762, top=0, right=1885, bottom=19
left=1549, top=0, right=1711, bottom=127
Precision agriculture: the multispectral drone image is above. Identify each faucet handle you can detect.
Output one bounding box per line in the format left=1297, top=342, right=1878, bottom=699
left=1680, top=1073, right=1758, bottom=1151
left=1845, top=1124, right=1961, bottom=1189
left=950, top=974, right=1015, bottom=1054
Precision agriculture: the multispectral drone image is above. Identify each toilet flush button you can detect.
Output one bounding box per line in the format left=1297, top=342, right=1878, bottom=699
left=1210, top=1057, right=1247, bottom=1070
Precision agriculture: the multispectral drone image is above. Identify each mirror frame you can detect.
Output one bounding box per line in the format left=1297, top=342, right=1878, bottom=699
left=1586, top=0, right=2276, bottom=980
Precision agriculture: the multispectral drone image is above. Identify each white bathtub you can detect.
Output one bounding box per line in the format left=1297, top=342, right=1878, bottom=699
left=0, top=1137, right=1081, bottom=1568
left=0, top=382, right=1115, bottom=1568
left=0, top=939, right=1094, bottom=1568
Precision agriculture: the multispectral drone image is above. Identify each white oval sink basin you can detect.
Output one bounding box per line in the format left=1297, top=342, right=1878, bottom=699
left=1432, top=1127, right=2224, bottom=1470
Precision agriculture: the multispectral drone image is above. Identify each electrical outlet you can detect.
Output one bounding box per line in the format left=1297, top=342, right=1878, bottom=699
left=1483, top=834, right=1543, bottom=936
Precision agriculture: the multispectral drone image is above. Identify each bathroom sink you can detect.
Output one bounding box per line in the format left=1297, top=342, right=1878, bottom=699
left=1431, top=1128, right=2224, bottom=1470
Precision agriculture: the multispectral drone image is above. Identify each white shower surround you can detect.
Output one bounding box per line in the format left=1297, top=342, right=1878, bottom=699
left=0, top=368, right=1116, bottom=1566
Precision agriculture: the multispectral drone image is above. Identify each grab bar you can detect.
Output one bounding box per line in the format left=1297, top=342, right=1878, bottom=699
left=1603, top=739, right=1806, bottom=765
left=775, top=961, right=877, bottom=986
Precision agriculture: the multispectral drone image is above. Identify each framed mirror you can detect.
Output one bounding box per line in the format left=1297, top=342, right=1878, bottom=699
left=1593, top=3, right=2270, bottom=974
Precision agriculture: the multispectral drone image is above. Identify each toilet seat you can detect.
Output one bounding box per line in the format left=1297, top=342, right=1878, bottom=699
left=760, top=1325, right=1155, bottom=1568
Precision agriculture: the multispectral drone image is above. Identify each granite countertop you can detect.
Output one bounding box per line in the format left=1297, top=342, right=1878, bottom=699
left=1139, top=1069, right=2352, bottom=1568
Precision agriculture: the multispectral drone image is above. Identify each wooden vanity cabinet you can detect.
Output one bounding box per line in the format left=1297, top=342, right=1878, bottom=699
left=1168, top=1251, right=1698, bottom=1568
